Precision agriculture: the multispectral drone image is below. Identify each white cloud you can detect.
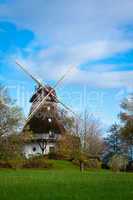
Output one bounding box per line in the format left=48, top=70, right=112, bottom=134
left=72, top=70, right=133, bottom=88
left=11, top=47, right=133, bottom=89
left=15, top=39, right=133, bottom=68
left=1, top=0, right=133, bottom=43
left=1, top=0, right=133, bottom=89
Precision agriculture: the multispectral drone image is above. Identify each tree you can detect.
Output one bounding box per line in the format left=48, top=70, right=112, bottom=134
left=56, top=133, right=80, bottom=160
left=103, top=123, right=123, bottom=167
left=0, top=134, right=23, bottom=160
left=70, top=110, right=104, bottom=171
left=120, top=94, right=133, bottom=160
left=0, top=85, right=24, bottom=136
left=120, top=94, right=133, bottom=121
left=82, top=111, right=104, bottom=158
left=0, top=85, right=24, bottom=160
left=109, top=154, right=128, bottom=172
left=60, top=109, right=75, bottom=133
left=106, top=124, right=121, bottom=154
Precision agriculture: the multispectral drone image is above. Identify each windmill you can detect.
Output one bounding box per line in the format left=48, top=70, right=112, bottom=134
left=15, top=61, right=79, bottom=157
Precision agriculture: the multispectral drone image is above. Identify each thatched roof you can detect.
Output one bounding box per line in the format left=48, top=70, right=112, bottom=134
left=26, top=86, right=65, bottom=135
left=30, top=85, right=57, bottom=103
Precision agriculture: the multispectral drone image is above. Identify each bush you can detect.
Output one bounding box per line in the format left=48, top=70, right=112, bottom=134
left=109, top=154, right=128, bottom=172
left=126, top=161, right=133, bottom=172
left=9, top=159, right=24, bottom=169
left=0, top=157, right=53, bottom=169
left=56, top=134, right=80, bottom=160
left=85, top=159, right=101, bottom=169
left=72, top=157, right=101, bottom=169
left=0, top=159, right=23, bottom=169
left=23, top=156, right=53, bottom=169
left=48, top=152, right=59, bottom=160
left=0, top=160, right=12, bottom=168
left=0, top=134, right=24, bottom=161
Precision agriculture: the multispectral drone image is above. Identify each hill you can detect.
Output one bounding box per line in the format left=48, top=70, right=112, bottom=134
left=0, top=160, right=133, bottom=200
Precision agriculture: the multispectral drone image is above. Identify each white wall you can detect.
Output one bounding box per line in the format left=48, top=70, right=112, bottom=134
left=23, top=142, right=55, bottom=158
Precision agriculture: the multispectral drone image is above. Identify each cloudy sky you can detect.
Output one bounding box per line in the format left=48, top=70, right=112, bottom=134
left=0, top=0, right=133, bottom=129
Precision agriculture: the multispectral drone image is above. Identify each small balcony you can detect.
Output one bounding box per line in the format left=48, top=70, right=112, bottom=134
left=33, top=133, right=58, bottom=140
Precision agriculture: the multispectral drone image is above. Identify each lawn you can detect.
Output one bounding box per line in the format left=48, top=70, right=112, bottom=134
left=0, top=160, right=133, bottom=200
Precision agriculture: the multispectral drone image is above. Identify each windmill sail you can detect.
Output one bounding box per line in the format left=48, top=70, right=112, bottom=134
left=14, top=61, right=80, bottom=157
left=15, top=61, right=79, bottom=120
left=28, top=85, right=65, bottom=134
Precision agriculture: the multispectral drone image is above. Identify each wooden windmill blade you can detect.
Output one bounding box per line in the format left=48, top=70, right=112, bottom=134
left=16, top=61, right=55, bottom=97
left=23, top=65, right=80, bottom=128
left=15, top=61, right=42, bottom=87
left=15, top=61, right=79, bottom=119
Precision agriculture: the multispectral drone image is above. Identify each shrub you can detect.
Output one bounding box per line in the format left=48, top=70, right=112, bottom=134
left=9, top=159, right=24, bottom=169
left=85, top=159, right=101, bottom=169
left=48, top=152, right=58, bottom=160
left=23, top=156, right=53, bottom=169
left=109, top=154, right=128, bottom=172
left=0, top=160, right=12, bottom=168
left=0, top=157, right=53, bottom=169
left=0, top=159, right=24, bottom=169
left=72, top=157, right=101, bottom=169
left=0, top=134, right=24, bottom=161
left=56, top=134, right=80, bottom=160
left=126, top=161, right=133, bottom=172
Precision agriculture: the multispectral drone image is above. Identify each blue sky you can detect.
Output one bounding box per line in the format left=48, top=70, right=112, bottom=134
left=0, top=0, right=133, bottom=130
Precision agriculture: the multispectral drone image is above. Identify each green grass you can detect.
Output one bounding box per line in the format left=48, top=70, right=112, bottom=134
left=0, top=160, right=133, bottom=200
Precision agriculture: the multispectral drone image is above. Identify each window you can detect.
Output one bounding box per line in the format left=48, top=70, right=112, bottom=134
left=33, top=147, right=36, bottom=152
left=48, top=118, right=52, bottom=123
left=49, top=131, right=55, bottom=138
left=47, top=106, right=50, bottom=111
left=49, top=146, right=55, bottom=153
